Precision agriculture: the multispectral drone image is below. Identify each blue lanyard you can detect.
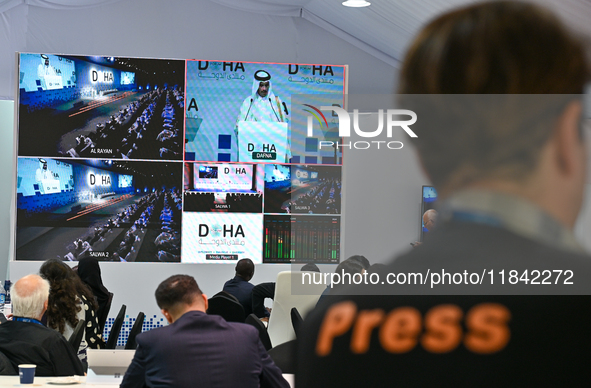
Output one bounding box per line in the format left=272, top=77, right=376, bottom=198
left=13, top=317, right=44, bottom=326
left=450, top=210, right=504, bottom=228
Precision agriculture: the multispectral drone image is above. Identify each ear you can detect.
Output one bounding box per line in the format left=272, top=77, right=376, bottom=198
left=554, top=100, right=584, bottom=176
left=161, top=309, right=173, bottom=324
left=202, top=294, right=208, bottom=312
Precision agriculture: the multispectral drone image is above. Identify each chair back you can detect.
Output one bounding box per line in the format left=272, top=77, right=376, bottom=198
left=124, top=312, right=145, bottom=350
left=106, top=304, right=126, bottom=349
left=212, top=290, right=240, bottom=303
left=0, top=350, right=16, bottom=375
left=245, top=314, right=272, bottom=350
left=68, top=319, right=86, bottom=353
left=267, top=340, right=297, bottom=374
left=267, top=271, right=326, bottom=347
left=207, top=295, right=245, bottom=323
left=290, top=307, right=303, bottom=338
left=97, top=292, right=114, bottom=334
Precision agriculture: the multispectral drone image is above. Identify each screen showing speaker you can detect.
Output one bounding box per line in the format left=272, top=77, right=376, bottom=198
left=15, top=53, right=345, bottom=264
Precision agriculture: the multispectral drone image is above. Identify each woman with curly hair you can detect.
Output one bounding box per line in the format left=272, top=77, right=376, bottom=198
left=39, top=258, right=105, bottom=364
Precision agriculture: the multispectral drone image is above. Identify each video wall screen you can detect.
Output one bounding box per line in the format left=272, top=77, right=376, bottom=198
left=16, top=158, right=182, bottom=262
left=15, top=53, right=345, bottom=264
left=18, top=54, right=185, bottom=161
left=264, top=164, right=341, bottom=214
left=184, top=61, right=345, bottom=165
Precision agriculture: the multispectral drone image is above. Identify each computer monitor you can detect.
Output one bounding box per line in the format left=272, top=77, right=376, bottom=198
left=86, top=349, right=136, bottom=384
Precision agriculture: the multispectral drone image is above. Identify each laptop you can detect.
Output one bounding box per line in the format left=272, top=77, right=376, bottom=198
left=86, top=349, right=136, bottom=385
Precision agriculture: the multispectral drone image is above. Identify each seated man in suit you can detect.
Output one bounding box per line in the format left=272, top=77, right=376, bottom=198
left=121, top=274, right=288, bottom=388
left=223, top=258, right=256, bottom=316
left=0, top=274, right=84, bottom=376
left=299, top=1, right=591, bottom=387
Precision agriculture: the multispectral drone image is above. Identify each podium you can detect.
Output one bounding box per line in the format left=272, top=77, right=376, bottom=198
left=40, top=75, right=63, bottom=90
left=185, top=116, right=203, bottom=143
left=237, top=121, right=289, bottom=163
left=40, top=178, right=60, bottom=194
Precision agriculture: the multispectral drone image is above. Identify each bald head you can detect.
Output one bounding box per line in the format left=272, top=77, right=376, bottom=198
left=423, top=209, right=438, bottom=231
left=235, top=259, right=254, bottom=281
left=11, top=274, right=50, bottom=320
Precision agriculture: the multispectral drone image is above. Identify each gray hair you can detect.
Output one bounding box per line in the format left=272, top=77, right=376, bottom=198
left=11, top=274, right=50, bottom=319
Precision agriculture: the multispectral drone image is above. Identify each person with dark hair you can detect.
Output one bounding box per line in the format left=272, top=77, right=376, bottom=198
left=297, top=2, right=591, bottom=386
left=222, top=258, right=256, bottom=316
left=345, top=255, right=370, bottom=270
left=77, top=256, right=111, bottom=327
left=334, top=259, right=366, bottom=279
left=300, top=263, right=321, bottom=272
left=39, top=259, right=105, bottom=364
left=0, top=274, right=84, bottom=376
left=316, top=259, right=365, bottom=306
left=366, top=263, right=386, bottom=274
left=121, top=275, right=289, bottom=388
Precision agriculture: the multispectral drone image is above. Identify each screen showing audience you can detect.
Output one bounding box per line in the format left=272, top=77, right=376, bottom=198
left=15, top=53, right=344, bottom=264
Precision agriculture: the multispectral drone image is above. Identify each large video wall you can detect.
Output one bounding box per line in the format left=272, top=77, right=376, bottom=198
left=15, top=53, right=345, bottom=264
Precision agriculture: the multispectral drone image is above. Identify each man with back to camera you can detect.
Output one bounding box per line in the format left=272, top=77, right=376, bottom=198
left=297, top=1, right=591, bottom=386
left=316, top=258, right=366, bottom=307
left=120, top=274, right=288, bottom=388
left=412, top=209, right=438, bottom=247
left=223, top=258, right=256, bottom=316
left=422, top=209, right=437, bottom=234
left=0, top=274, right=84, bottom=376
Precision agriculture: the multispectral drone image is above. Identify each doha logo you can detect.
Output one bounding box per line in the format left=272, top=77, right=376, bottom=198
left=303, top=104, right=418, bottom=150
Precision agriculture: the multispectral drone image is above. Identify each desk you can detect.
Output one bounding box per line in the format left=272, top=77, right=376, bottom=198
left=0, top=374, right=295, bottom=387
left=0, top=376, right=113, bottom=387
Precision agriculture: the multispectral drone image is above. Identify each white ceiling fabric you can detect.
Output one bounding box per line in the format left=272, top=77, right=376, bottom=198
left=0, top=0, right=122, bottom=12
left=2, top=0, right=590, bottom=61
left=2, top=0, right=590, bottom=67
left=0, top=0, right=22, bottom=13
left=1, top=0, right=591, bottom=100
left=207, top=0, right=310, bottom=16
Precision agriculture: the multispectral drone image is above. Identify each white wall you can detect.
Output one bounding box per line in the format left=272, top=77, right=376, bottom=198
left=0, top=101, right=15, bottom=283
left=0, top=0, right=398, bottom=100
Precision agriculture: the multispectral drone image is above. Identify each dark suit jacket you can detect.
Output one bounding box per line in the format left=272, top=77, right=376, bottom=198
left=120, top=310, right=289, bottom=388
left=0, top=320, right=84, bottom=376
left=297, top=222, right=591, bottom=387
left=223, top=276, right=255, bottom=316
